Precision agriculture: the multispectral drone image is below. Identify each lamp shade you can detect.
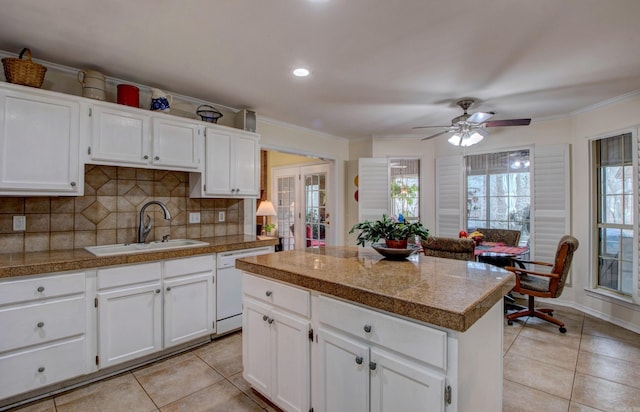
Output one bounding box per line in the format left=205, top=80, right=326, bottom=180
left=256, top=200, right=277, bottom=217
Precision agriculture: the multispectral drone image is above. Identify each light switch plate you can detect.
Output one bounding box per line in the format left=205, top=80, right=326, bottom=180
left=13, top=216, right=26, bottom=231
left=218, top=211, right=225, bottom=222
left=188, top=212, right=201, bottom=224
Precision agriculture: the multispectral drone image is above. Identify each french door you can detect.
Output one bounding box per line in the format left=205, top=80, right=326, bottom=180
left=273, top=164, right=331, bottom=250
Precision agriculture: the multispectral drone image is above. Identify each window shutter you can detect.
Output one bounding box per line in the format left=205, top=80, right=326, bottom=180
left=435, top=155, right=463, bottom=237
left=358, top=158, right=389, bottom=222
left=532, top=144, right=570, bottom=265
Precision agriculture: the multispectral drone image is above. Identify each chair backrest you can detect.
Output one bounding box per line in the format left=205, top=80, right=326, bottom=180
left=550, top=235, right=579, bottom=297
left=421, top=236, right=475, bottom=261
left=476, top=228, right=521, bottom=246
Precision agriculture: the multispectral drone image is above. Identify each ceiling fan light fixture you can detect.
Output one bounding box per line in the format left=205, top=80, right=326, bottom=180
left=448, top=133, right=462, bottom=146
left=461, top=131, right=485, bottom=146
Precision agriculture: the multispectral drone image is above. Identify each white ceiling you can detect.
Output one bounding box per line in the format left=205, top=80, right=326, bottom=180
left=1, top=0, right=640, bottom=141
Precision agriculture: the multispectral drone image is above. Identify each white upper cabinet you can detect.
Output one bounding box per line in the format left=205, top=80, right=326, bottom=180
left=0, top=84, right=82, bottom=196
left=86, top=103, right=203, bottom=172
left=190, top=127, right=259, bottom=198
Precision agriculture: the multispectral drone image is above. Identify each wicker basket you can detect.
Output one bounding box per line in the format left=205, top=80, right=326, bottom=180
left=2, top=48, right=47, bottom=88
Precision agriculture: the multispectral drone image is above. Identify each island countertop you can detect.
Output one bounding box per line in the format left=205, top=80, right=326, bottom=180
left=236, top=246, right=515, bottom=332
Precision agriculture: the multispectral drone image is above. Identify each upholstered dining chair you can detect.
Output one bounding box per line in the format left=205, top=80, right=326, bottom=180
left=421, top=236, right=476, bottom=261
left=504, top=235, right=579, bottom=333
left=476, top=228, right=521, bottom=246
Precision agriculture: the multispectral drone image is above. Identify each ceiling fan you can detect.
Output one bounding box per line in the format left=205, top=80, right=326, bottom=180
left=414, top=99, right=531, bottom=146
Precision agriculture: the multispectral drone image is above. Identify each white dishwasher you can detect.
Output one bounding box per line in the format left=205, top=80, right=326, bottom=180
left=216, top=246, right=274, bottom=334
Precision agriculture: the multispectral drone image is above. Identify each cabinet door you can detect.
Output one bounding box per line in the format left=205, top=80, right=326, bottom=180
left=317, top=327, right=369, bottom=412
left=231, top=133, right=259, bottom=196
left=272, top=309, right=310, bottom=412
left=242, top=298, right=272, bottom=396
left=163, top=271, right=214, bottom=348
left=152, top=117, right=202, bottom=170
left=97, top=282, right=162, bottom=368
left=370, top=347, right=445, bottom=412
left=204, top=128, right=232, bottom=195
left=90, top=105, right=151, bottom=166
left=0, top=88, right=80, bottom=195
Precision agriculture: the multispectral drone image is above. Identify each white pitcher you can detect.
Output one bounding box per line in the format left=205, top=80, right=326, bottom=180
left=150, top=88, right=172, bottom=112
left=77, top=70, right=106, bottom=101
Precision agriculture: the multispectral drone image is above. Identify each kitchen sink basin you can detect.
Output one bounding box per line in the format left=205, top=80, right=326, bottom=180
left=85, top=239, right=209, bottom=256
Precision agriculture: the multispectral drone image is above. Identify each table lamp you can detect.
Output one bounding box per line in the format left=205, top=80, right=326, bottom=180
left=256, top=200, right=277, bottom=235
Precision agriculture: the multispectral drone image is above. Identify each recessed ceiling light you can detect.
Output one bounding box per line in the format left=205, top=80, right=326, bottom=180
left=293, top=68, right=310, bottom=77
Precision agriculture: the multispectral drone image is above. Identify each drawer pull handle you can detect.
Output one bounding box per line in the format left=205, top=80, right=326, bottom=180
left=38, top=367, right=45, bottom=373
left=262, top=315, right=269, bottom=321
left=265, top=290, right=273, bottom=297
left=364, top=324, right=372, bottom=333
left=37, top=322, right=44, bottom=328
left=355, top=356, right=363, bottom=365
left=154, top=156, right=160, bottom=161
left=369, top=361, right=377, bottom=370
left=267, top=317, right=274, bottom=324
left=37, top=286, right=45, bottom=293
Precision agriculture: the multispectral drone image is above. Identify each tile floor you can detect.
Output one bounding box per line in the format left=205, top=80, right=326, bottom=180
left=7, top=302, right=640, bottom=412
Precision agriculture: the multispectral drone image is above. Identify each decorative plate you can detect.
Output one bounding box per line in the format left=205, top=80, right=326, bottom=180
left=371, top=243, right=422, bottom=260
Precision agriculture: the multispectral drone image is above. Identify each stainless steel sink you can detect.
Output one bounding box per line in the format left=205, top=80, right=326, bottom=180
left=85, top=239, right=209, bottom=256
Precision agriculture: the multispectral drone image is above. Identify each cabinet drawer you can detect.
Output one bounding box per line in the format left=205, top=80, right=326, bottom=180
left=243, top=273, right=309, bottom=318
left=0, top=336, right=86, bottom=400
left=164, top=255, right=214, bottom=278
left=97, top=262, right=161, bottom=290
left=0, top=272, right=85, bottom=306
left=318, top=295, right=447, bottom=370
left=0, top=296, right=86, bottom=353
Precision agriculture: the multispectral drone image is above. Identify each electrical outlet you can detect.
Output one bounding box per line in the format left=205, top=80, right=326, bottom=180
left=13, top=216, right=26, bottom=231
left=188, top=212, right=201, bottom=224
left=218, top=211, right=225, bottom=222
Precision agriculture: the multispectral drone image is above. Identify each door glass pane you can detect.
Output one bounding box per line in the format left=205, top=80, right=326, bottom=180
left=304, top=172, right=327, bottom=248
left=276, top=176, right=296, bottom=251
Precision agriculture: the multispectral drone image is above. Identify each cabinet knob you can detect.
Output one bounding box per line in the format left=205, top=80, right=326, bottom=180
left=70, top=181, right=76, bottom=187
left=166, top=286, right=172, bottom=291
left=262, top=315, right=269, bottom=321
left=364, top=324, right=372, bottom=333
left=143, top=155, right=149, bottom=160
left=369, top=361, right=377, bottom=370
left=37, top=322, right=44, bottom=328
left=38, top=367, right=45, bottom=373
left=267, top=317, right=274, bottom=324
left=265, top=290, right=273, bottom=297
left=154, top=156, right=160, bottom=160
left=37, top=286, right=45, bottom=293
left=236, top=188, right=240, bottom=193
left=355, top=356, right=363, bottom=365
left=155, top=289, right=161, bottom=294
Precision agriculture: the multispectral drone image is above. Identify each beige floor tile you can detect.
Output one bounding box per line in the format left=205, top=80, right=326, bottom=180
left=503, top=328, right=519, bottom=354
left=7, top=398, right=55, bottom=412
left=524, top=311, right=584, bottom=335
left=194, top=332, right=244, bottom=378
left=519, top=320, right=582, bottom=349
left=572, top=373, right=640, bottom=411
left=133, top=352, right=225, bottom=407
left=160, top=379, right=264, bottom=412
left=504, top=352, right=575, bottom=399
left=577, top=351, right=640, bottom=389
left=55, top=373, right=156, bottom=412
left=508, top=334, right=580, bottom=371
left=503, top=379, right=570, bottom=412
left=583, top=316, right=640, bottom=345
left=228, top=372, right=270, bottom=409
left=580, top=335, right=640, bottom=364
left=569, top=401, right=605, bottom=411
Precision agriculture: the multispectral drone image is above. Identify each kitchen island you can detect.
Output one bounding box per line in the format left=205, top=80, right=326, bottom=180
left=236, top=246, right=515, bottom=412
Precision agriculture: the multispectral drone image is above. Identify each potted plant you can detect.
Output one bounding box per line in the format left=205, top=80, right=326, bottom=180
left=263, top=223, right=276, bottom=236
left=349, top=214, right=429, bottom=248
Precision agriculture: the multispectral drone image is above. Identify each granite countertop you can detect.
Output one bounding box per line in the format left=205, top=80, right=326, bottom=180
left=0, top=235, right=279, bottom=279
left=236, top=246, right=515, bottom=332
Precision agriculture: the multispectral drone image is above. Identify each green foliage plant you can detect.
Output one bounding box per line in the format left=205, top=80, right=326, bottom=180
left=349, top=214, right=429, bottom=247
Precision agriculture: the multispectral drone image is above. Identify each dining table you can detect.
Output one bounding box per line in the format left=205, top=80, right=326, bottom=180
left=474, top=242, right=529, bottom=268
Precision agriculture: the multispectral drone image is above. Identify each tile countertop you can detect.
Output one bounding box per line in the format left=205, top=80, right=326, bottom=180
left=236, top=246, right=516, bottom=332
left=0, top=235, right=279, bottom=279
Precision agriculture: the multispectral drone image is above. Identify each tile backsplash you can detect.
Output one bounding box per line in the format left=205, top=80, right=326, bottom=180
left=0, top=165, right=244, bottom=253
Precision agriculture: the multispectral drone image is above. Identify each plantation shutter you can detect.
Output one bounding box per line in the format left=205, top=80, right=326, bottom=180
left=531, top=144, right=571, bottom=265
left=358, top=157, right=389, bottom=222
left=435, top=155, right=463, bottom=237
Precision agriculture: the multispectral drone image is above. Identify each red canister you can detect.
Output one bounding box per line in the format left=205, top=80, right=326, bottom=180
left=117, top=84, right=139, bottom=107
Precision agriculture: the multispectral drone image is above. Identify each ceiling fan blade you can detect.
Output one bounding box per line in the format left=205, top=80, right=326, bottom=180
left=421, top=130, right=452, bottom=141
left=467, top=111, right=494, bottom=124
left=485, top=118, right=531, bottom=127
left=412, top=125, right=452, bottom=129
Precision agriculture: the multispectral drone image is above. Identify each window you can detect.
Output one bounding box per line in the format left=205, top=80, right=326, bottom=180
left=465, top=150, right=530, bottom=245
left=594, top=133, right=634, bottom=295
left=389, top=159, right=420, bottom=222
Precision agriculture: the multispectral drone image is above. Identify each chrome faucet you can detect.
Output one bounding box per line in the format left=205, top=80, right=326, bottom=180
left=138, top=201, right=172, bottom=243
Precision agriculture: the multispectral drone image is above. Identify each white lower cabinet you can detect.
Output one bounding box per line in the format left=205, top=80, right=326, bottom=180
left=0, top=271, right=87, bottom=400
left=242, top=273, right=311, bottom=412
